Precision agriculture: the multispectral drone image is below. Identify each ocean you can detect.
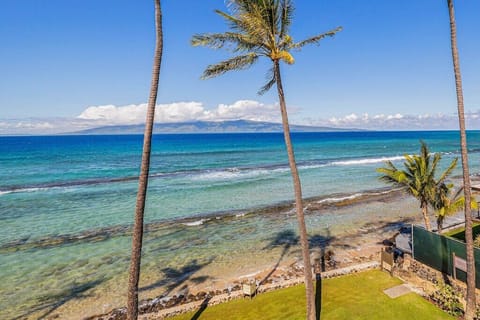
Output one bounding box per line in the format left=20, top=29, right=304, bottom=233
left=1, top=131, right=479, bottom=319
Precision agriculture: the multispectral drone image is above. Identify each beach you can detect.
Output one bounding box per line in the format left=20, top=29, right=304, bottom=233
left=18, top=188, right=424, bottom=320
left=1, top=132, right=479, bottom=319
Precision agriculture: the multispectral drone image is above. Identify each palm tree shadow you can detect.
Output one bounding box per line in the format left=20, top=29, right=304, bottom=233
left=260, top=229, right=299, bottom=285
left=309, top=230, right=336, bottom=272
left=189, top=296, right=211, bottom=320
left=315, top=275, right=322, bottom=320
left=309, top=230, right=336, bottom=320
left=140, top=258, right=214, bottom=297
left=12, top=278, right=105, bottom=320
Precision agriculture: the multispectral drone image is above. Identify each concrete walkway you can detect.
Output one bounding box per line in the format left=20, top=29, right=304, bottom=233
left=383, top=284, right=412, bottom=298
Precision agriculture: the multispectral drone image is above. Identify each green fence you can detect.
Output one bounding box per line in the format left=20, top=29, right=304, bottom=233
left=412, top=225, right=480, bottom=288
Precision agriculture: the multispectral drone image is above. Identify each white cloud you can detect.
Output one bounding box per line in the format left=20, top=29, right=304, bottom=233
left=3, top=102, right=480, bottom=135
left=0, top=100, right=284, bottom=134
left=308, top=111, right=480, bottom=130
left=77, top=100, right=282, bottom=125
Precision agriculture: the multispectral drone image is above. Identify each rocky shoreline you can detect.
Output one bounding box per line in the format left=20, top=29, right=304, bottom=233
left=87, top=260, right=381, bottom=320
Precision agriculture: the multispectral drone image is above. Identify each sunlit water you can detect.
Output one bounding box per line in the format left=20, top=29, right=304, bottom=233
left=1, top=131, right=479, bottom=319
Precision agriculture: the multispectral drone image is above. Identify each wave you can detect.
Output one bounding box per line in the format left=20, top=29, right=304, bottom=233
left=316, top=193, right=365, bottom=204
left=0, top=176, right=139, bottom=196
left=315, top=189, right=397, bottom=205
left=329, top=155, right=405, bottom=166
left=0, top=187, right=55, bottom=196
left=188, top=155, right=407, bottom=182
left=181, top=219, right=209, bottom=227
left=0, top=155, right=407, bottom=195
left=191, top=166, right=289, bottom=182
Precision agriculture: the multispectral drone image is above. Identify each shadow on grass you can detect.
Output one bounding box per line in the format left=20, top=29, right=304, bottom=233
left=12, top=278, right=105, bottom=320
left=140, top=258, right=214, bottom=297
left=315, top=275, right=322, bottom=320
left=309, top=230, right=337, bottom=320
left=190, top=296, right=211, bottom=320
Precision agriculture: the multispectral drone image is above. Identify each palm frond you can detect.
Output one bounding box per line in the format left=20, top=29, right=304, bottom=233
left=193, top=0, right=340, bottom=96
left=292, top=26, right=342, bottom=49
left=258, top=67, right=276, bottom=95
left=241, top=4, right=275, bottom=49
left=279, top=0, right=294, bottom=38
left=191, top=32, right=256, bottom=51
left=377, top=163, right=407, bottom=185
left=201, top=53, right=259, bottom=79
left=215, top=9, right=243, bottom=31
left=437, top=157, right=458, bottom=183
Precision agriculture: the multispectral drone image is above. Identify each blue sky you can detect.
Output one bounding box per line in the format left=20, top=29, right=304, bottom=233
left=1, top=0, right=480, bottom=134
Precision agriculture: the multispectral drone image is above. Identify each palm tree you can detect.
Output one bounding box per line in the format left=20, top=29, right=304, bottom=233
left=127, top=1, right=163, bottom=319
left=191, top=1, right=341, bottom=319
left=447, top=0, right=476, bottom=318
left=377, top=141, right=457, bottom=231
left=431, top=184, right=477, bottom=233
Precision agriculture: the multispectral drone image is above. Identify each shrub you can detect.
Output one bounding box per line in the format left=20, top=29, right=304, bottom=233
left=473, top=234, right=480, bottom=247
left=429, top=282, right=464, bottom=317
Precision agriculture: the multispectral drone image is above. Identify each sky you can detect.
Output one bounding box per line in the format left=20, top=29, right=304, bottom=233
left=1, top=0, right=480, bottom=134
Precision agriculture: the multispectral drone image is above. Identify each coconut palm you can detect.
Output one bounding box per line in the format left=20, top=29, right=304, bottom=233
left=447, top=0, right=476, bottom=318
left=377, top=141, right=457, bottom=231
left=127, top=1, right=163, bottom=319
left=431, top=184, right=477, bottom=233
left=191, top=1, right=341, bottom=318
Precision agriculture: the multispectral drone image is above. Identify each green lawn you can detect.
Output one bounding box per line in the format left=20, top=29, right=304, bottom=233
left=444, top=222, right=480, bottom=241
left=169, top=270, right=454, bottom=320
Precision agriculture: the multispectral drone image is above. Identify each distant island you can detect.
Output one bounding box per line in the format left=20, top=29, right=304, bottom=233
left=72, top=120, right=363, bottom=134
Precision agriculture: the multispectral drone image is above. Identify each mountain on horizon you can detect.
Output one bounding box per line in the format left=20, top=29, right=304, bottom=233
left=72, top=120, right=362, bottom=134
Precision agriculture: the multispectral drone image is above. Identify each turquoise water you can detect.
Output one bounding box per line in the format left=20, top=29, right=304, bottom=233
left=1, top=131, right=479, bottom=318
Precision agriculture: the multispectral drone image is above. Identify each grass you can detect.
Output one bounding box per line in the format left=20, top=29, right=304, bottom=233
left=169, top=270, right=455, bottom=320
left=444, top=222, right=480, bottom=240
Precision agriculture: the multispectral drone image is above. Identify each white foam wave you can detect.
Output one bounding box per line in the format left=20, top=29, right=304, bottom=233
left=191, top=167, right=289, bottom=182
left=181, top=219, right=208, bottom=227
left=330, top=156, right=405, bottom=166
left=299, top=163, right=328, bottom=170
left=317, top=193, right=364, bottom=204
left=0, top=187, right=51, bottom=196
left=317, top=189, right=396, bottom=205
left=188, top=155, right=405, bottom=182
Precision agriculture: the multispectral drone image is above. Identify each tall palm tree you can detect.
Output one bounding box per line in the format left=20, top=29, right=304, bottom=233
left=192, top=1, right=341, bottom=319
left=447, top=0, right=476, bottom=318
left=127, top=1, right=163, bottom=319
left=377, top=141, right=457, bottom=231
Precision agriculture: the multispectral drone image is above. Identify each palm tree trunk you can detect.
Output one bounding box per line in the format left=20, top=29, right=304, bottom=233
left=447, top=1, right=476, bottom=318
left=273, top=60, right=315, bottom=320
left=437, top=218, right=443, bottom=234
left=421, top=203, right=431, bottom=231
left=127, top=1, right=163, bottom=319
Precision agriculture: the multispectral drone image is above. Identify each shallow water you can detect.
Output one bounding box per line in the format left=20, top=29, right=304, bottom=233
left=1, top=131, right=479, bottom=319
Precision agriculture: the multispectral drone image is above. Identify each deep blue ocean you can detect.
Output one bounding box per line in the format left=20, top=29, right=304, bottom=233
left=1, top=131, right=479, bottom=318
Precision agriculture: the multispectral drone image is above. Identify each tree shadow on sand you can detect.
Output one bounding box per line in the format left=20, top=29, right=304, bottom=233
left=140, top=258, right=214, bottom=297
left=260, top=229, right=299, bottom=285
left=12, top=278, right=106, bottom=320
